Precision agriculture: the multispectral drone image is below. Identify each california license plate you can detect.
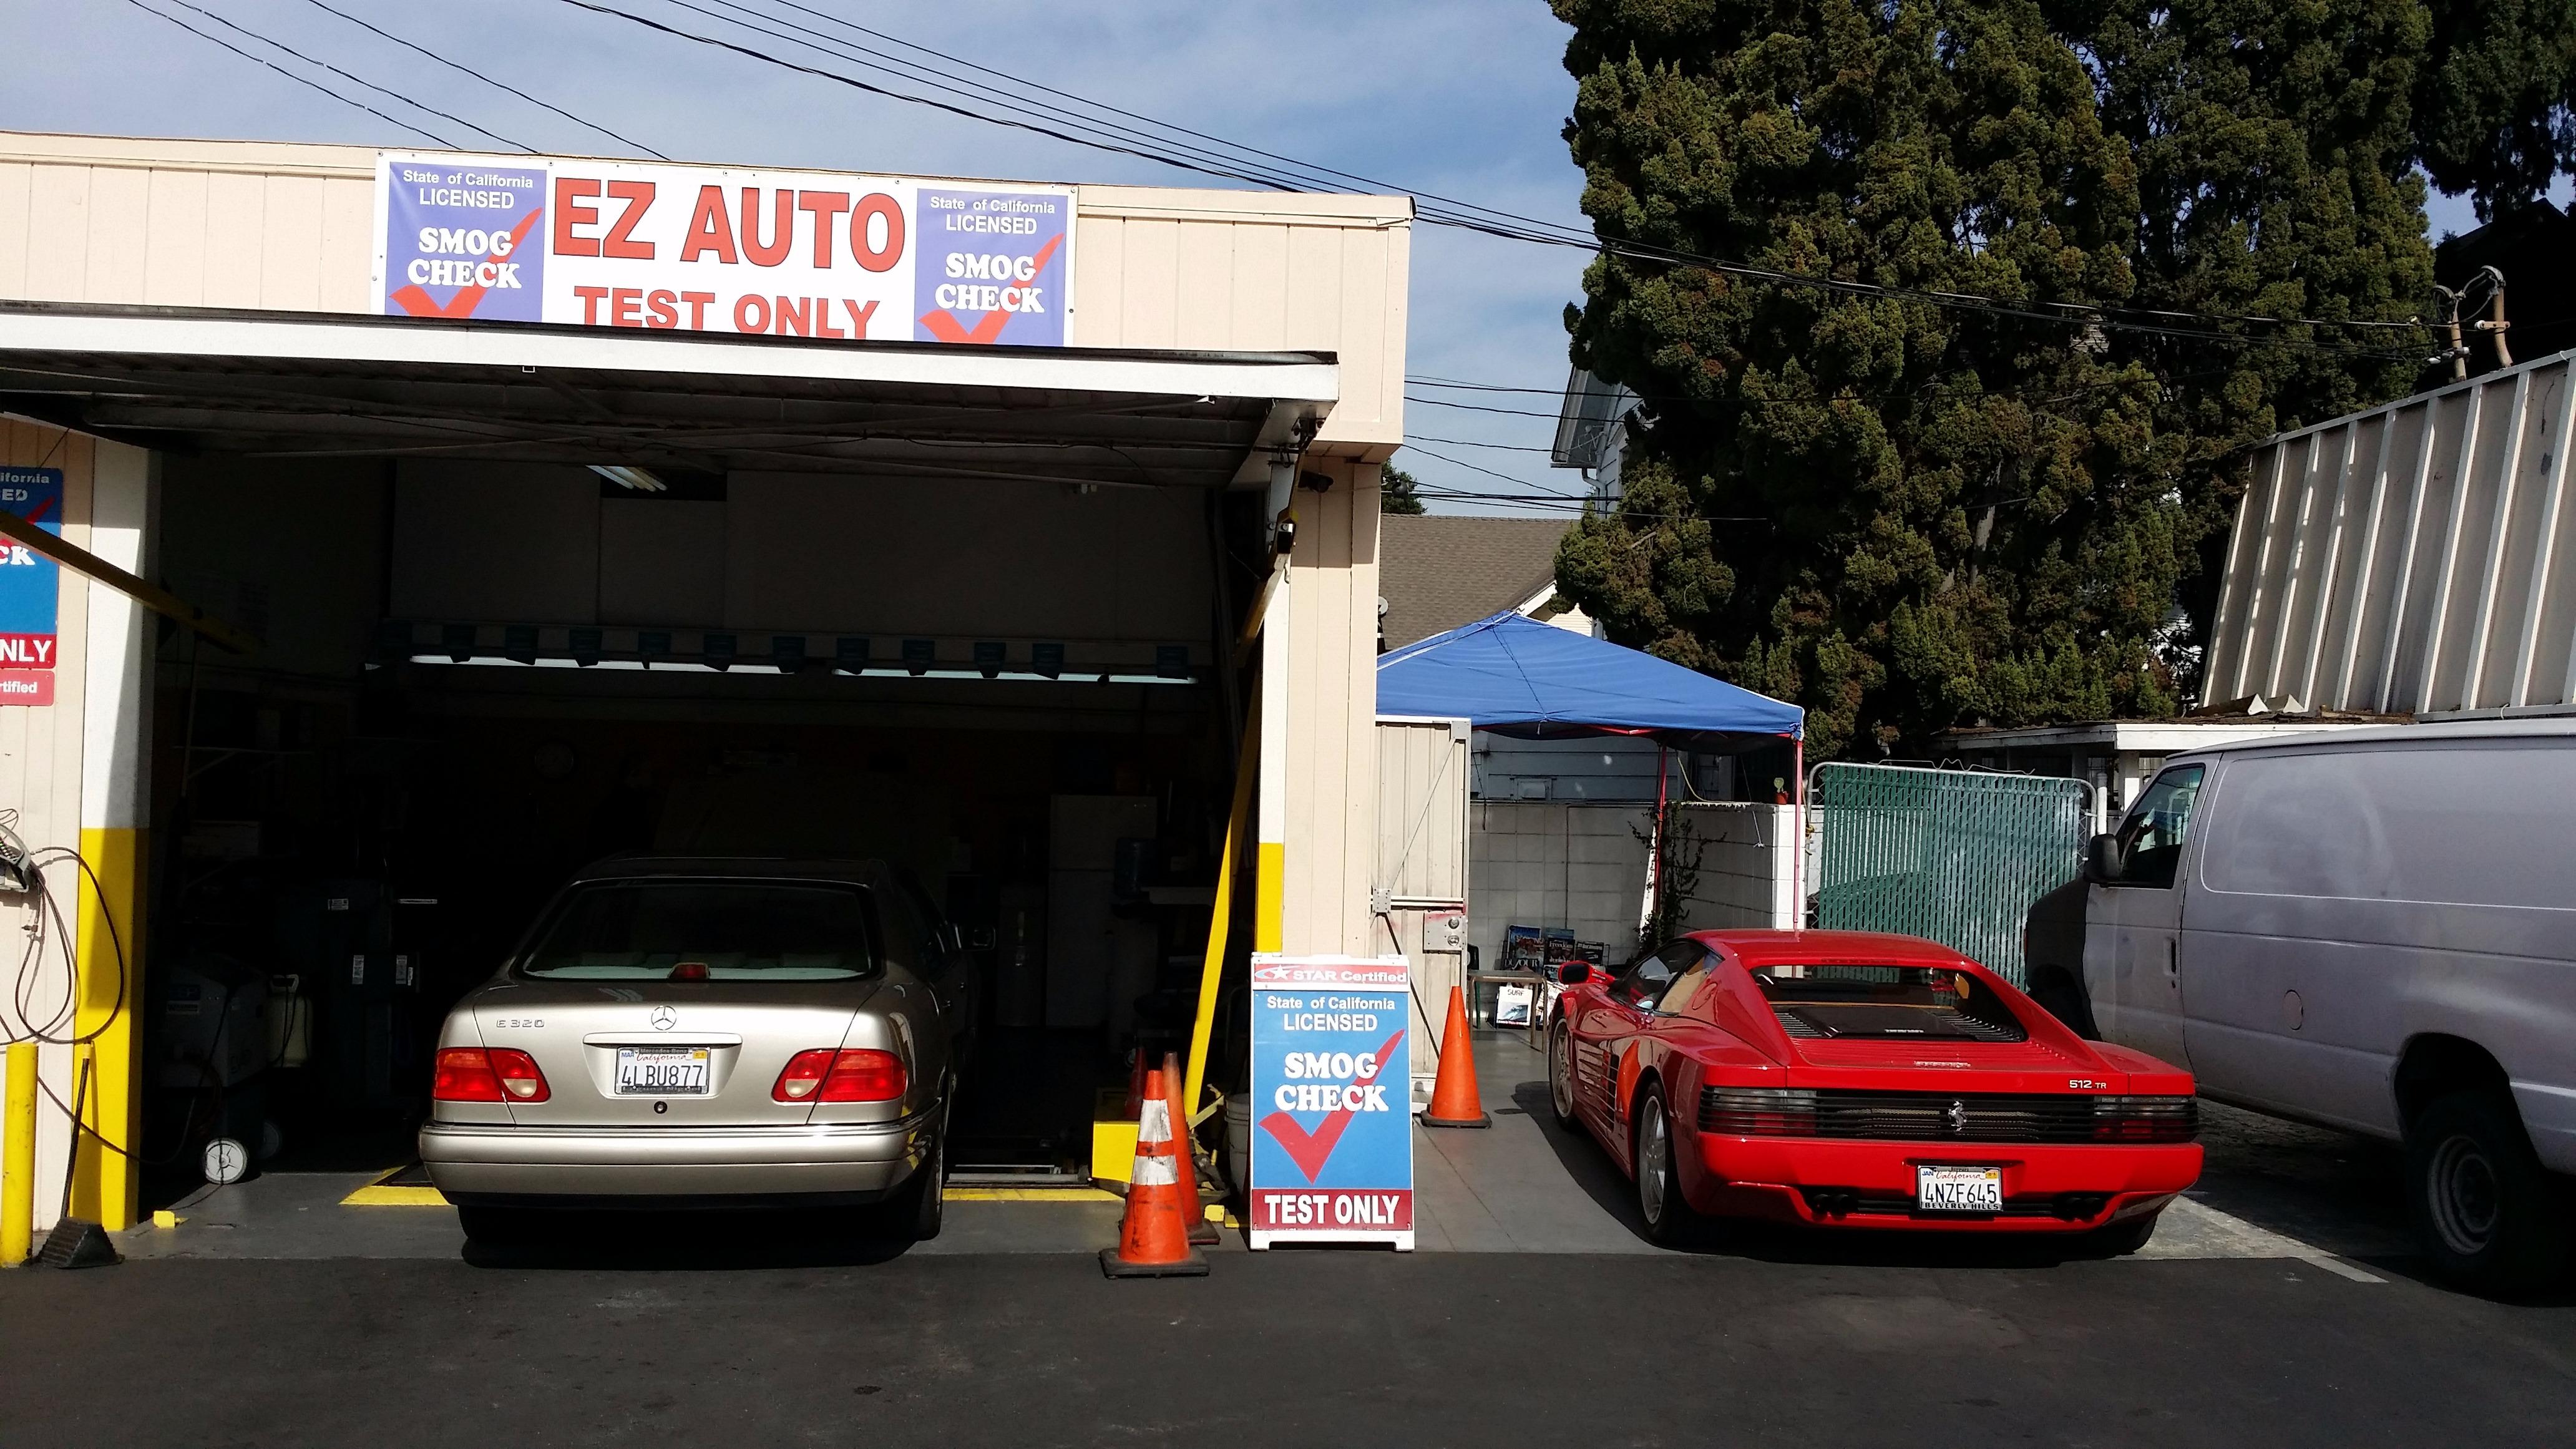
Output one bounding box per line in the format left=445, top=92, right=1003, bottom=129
left=1915, top=1164, right=2004, bottom=1212
left=615, top=1046, right=711, bottom=1096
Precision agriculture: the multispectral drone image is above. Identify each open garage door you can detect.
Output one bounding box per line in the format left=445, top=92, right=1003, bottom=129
left=0, top=300, right=1330, bottom=1193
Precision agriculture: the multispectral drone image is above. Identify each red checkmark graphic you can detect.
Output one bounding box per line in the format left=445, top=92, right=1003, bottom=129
left=1259, top=1027, right=1407, bottom=1184
left=917, top=233, right=1065, bottom=344
left=388, top=208, right=545, bottom=321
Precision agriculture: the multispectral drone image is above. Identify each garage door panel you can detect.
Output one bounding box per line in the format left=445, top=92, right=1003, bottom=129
left=393, top=460, right=600, bottom=623
left=600, top=498, right=724, bottom=627
left=723, top=471, right=1208, bottom=642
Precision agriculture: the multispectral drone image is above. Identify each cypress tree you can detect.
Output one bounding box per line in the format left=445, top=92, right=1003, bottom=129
left=1551, top=0, right=2177, bottom=757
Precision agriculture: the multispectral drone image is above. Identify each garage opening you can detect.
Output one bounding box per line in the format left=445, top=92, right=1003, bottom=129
left=6, top=303, right=1330, bottom=1200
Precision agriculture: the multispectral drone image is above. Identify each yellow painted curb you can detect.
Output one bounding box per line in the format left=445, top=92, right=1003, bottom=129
left=944, top=1187, right=1121, bottom=1203
left=341, top=1183, right=451, bottom=1207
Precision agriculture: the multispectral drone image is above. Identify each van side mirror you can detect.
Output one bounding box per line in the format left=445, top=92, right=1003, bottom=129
left=1558, top=962, right=1591, bottom=985
left=2083, top=834, right=2124, bottom=885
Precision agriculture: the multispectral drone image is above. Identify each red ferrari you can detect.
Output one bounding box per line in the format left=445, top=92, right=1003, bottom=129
left=1548, top=929, right=2201, bottom=1249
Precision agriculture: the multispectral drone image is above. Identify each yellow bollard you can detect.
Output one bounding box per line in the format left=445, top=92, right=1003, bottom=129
left=2, top=1041, right=34, bottom=1266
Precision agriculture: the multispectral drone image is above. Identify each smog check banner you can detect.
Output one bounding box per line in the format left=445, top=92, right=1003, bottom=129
left=373, top=154, right=1073, bottom=347
left=0, top=467, right=62, bottom=708
left=1247, top=954, right=1413, bottom=1249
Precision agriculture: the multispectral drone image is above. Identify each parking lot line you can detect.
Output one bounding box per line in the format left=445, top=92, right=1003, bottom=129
left=2142, top=1196, right=2387, bottom=1282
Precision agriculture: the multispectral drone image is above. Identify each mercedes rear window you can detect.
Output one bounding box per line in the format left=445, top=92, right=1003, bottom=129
left=519, top=881, right=876, bottom=981
left=1747, top=965, right=2027, bottom=1042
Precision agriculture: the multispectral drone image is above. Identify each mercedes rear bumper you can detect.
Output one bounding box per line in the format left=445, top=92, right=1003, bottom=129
left=420, top=1113, right=933, bottom=1204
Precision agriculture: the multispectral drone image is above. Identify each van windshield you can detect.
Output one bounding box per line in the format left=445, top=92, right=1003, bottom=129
left=1747, top=965, right=2029, bottom=1042
left=519, top=881, right=876, bottom=981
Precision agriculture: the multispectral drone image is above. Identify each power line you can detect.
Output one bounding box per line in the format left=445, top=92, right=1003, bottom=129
left=154, top=0, right=533, bottom=152
left=555, top=1, right=2442, bottom=361
left=1400, top=444, right=1589, bottom=495
left=1402, top=434, right=1560, bottom=454
left=296, top=0, right=668, bottom=159
left=554, top=0, right=1294, bottom=187
left=118, top=0, right=462, bottom=149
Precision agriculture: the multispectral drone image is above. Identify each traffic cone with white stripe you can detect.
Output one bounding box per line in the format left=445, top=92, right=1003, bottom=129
left=1161, top=1051, right=1222, bottom=1246
left=1101, top=1065, right=1210, bottom=1277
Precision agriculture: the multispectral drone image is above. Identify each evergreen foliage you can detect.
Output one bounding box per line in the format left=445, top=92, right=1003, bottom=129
left=1543, top=0, right=2516, bottom=756
left=1380, top=462, right=1428, bottom=514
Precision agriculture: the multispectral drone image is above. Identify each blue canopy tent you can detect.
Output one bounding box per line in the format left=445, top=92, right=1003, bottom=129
left=1377, top=610, right=1808, bottom=954
left=1377, top=610, right=1802, bottom=749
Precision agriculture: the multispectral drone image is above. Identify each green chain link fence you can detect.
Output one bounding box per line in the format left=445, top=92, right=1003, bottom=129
left=1808, top=764, right=2093, bottom=985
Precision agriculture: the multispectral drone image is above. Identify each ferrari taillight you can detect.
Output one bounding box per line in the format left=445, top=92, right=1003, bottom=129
left=2091, top=1095, right=2197, bottom=1143
left=1699, top=1087, right=1820, bottom=1136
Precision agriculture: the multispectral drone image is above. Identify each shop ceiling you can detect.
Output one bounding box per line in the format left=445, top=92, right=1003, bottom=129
left=0, top=301, right=1339, bottom=490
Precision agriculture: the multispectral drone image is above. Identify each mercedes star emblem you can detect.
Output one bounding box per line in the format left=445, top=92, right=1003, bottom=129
left=650, top=1005, right=676, bottom=1032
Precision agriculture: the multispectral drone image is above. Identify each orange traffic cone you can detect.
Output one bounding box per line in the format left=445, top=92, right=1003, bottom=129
left=1420, top=984, right=1491, bottom=1128
left=1101, top=1065, right=1211, bottom=1278
left=1161, top=1051, right=1221, bottom=1246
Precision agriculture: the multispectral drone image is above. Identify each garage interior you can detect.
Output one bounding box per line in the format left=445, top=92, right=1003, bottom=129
left=5, top=306, right=1333, bottom=1201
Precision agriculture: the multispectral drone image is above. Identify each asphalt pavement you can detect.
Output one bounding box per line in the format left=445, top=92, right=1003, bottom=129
left=9, top=1035, right=2574, bottom=1447
left=7, top=1245, right=2575, bottom=1447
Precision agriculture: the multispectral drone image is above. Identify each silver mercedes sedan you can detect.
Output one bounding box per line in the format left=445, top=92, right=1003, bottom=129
left=419, top=857, right=967, bottom=1244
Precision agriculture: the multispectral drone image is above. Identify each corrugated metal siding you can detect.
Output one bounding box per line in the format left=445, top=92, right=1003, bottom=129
left=0, top=136, right=1409, bottom=456
left=1375, top=718, right=1469, bottom=905
left=0, top=134, right=377, bottom=311
left=2208, top=350, right=2576, bottom=715
left=1283, top=464, right=1382, bottom=955
left=1072, top=187, right=1408, bottom=456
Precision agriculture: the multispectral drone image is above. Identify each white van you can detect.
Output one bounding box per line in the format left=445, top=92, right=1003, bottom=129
left=2024, top=720, right=2576, bottom=1291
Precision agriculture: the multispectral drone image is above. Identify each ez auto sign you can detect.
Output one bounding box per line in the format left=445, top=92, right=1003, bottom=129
left=372, top=154, right=1074, bottom=347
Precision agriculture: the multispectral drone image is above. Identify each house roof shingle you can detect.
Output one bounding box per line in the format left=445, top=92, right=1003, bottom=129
left=1377, top=514, right=1571, bottom=649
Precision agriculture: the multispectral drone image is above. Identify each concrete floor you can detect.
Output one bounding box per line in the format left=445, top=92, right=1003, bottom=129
left=109, top=1028, right=2411, bottom=1276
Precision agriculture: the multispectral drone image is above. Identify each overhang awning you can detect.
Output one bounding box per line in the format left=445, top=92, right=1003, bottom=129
left=1377, top=610, right=1803, bottom=749
left=0, top=300, right=1337, bottom=489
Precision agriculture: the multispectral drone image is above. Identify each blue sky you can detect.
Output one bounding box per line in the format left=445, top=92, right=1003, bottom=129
left=0, top=1, right=2530, bottom=516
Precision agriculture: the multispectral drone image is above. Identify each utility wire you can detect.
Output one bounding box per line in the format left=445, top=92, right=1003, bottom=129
left=295, top=0, right=668, bottom=159
left=119, top=0, right=462, bottom=148
left=153, top=0, right=532, bottom=152
left=1403, top=434, right=1559, bottom=453
left=555, top=0, right=1294, bottom=187
left=565, top=0, right=2442, bottom=359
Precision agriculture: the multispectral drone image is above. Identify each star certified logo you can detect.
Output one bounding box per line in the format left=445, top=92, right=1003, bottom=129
left=650, top=1006, right=676, bottom=1032
left=1945, top=1099, right=1969, bottom=1134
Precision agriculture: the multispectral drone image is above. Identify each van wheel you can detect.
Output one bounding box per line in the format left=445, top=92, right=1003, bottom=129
left=2407, top=1091, right=2571, bottom=1294
left=2027, top=970, right=2099, bottom=1039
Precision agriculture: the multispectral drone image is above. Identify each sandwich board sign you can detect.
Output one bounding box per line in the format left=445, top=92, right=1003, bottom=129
left=1247, top=953, right=1412, bottom=1250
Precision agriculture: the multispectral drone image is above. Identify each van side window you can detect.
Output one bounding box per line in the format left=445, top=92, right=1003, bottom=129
left=2111, top=765, right=2205, bottom=889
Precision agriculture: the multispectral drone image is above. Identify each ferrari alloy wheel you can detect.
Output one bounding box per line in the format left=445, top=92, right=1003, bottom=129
left=2406, top=1091, right=2569, bottom=1294
left=1548, top=1017, right=1579, bottom=1129
left=1633, top=1083, right=1697, bottom=1247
